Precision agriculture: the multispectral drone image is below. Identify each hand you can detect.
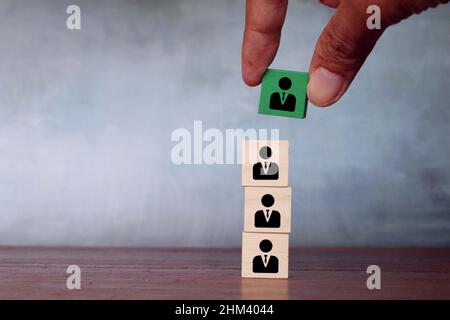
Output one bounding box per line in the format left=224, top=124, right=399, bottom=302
left=242, top=0, right=448, bottom=107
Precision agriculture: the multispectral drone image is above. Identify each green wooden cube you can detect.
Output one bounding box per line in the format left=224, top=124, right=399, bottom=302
left=258, top=69, right=308, bottom=119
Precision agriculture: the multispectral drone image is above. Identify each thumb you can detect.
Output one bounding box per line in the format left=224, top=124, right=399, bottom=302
left=307, top=0, right=449, bottom=107
left=307, top=1, right=384, bottom=107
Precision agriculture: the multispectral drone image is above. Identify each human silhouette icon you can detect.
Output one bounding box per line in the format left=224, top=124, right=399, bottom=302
left=254, top=194, right=281, bottom=228
left=269, top=77, right=296, bottom=112
left=252, top=146, right=279, bottom=180
left=252, top=239, right=279, bottom=273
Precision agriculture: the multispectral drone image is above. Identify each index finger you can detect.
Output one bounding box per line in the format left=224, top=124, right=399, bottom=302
left=242, top=0, right=288, bottom=86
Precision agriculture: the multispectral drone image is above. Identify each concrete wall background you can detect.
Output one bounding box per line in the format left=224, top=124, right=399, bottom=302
left=0, top=0, right=449, bottom=246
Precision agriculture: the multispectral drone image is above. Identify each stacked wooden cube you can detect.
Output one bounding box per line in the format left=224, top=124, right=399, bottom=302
left=241, top=140, right=291, bottom=279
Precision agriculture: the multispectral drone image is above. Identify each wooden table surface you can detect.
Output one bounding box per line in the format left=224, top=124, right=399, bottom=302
left=0, top=246, right=449, bottom=300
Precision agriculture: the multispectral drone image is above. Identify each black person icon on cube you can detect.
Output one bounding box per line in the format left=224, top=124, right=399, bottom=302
left=252, top=146, right=279, bottom=180
left=258, top=69, right=308, bottom=119
left=241, top=232, right=289, bottom=278
left=241, top=140, right=289, bottom=187
left=243, top=187, right=291, bottom=233
left=269, top=77, right=296, bottom=112
left=253, top=239, right=279, bottom=273
left=255, top=194, right=281, bottom=228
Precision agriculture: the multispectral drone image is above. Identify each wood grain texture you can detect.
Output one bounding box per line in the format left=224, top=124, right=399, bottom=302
left=0, top=247, right=449, bottom=300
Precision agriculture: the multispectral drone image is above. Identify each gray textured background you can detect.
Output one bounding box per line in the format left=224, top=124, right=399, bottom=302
left=0, top=0, right=449, bottom=246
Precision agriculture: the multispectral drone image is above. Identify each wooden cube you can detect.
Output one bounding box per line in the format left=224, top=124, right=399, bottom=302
left=244, top=187, right=291, bottom=234
left=240, top=278, right=289, bottom=299
left=241, top=232, right=289, bottom=279
left=241, top=140, right=289, bottom=187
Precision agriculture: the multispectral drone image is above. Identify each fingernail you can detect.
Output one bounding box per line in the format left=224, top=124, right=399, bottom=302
left=307, top=67, right=345, bottom=107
